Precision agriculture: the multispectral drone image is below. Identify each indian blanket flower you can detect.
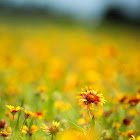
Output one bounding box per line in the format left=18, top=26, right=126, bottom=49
left=42, top=121, right=60, bottom=137
left=128, top=97, right=140, bottom=106
left=78, top=87, right=106, bottom=110
left=30, top=125, right=39, bottom=136
left=21, top=125, right=29, bottom=134
left=113, top=122, right=120, bottom=129
left=21, top=125, right=39, bottom=136
left=6, top=105, right=23, bottom=115
left=0, top=119, right=7, bottom=129
left=0, top=127, right=11, bottom=138
left=24, top=109, right=33, bottom=119
left=126, top=130, right=135, bottom=138
left=6, top=105, right=23, bottom=136
left=131, top=135, right=140, bottom=140
left=122, top=118, right=132, bottom=126
left=119, top=96, right=128, bottom=104
left=33, top=111, right=46, bottom=119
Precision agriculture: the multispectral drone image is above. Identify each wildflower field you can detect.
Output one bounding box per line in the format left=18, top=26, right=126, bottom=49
left=0, top=17, right=140, bottom=140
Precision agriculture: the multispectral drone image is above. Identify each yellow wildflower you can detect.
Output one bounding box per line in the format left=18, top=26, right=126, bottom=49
left=30, top=125, right=39, bottom=136
left=6, top=105, right=23, bottom=115
left=77, top=86, right=106, bottom=110
left=21, top=125, right=29, bottom=134
left=131, top=135, right=140, bottom=140
left=0, top=127, right=11, bottom=138
left=24, top=109, right=33, bottom=118
left=33, top=111, right=46, bottom=119
left=42, top=121, right=60, bottom=136
left=113, top=122, right=120, bottom=129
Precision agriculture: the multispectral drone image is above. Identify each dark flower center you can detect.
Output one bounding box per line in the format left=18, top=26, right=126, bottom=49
left=84, top=93, right=100, bottom=105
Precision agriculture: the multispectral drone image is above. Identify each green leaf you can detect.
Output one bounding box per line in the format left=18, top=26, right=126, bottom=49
left=91, top=115, right=95, bottom=127
left=68, top=120, right=87, bottom=133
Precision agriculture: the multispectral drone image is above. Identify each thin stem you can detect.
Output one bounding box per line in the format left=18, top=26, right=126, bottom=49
left=87, top=109, right=94, bottom=139
left=20, top=118, right=26, bottom=137
left=30, top=135, right=32, bottom=140
left=88, top=109, right=92, bottom=120
left=13, top=115, right=14, bottom=129
left=87, top=108, right=92, bottom=129
left=20, top=136, right=23, bottom=140
left=51, top=135, right=53, bottom=140
left=12, top=115, right=15, bottom=140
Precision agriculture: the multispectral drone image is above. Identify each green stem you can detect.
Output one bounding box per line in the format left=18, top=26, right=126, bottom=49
left=51, top=135, right=53, bottom=140
left=88, top=109, right=92, bottom=128
left=88, top=109, right=92, bottom=120
left=12, top=114, right=15, bottom=140
left=20, top=118, right=27, bottom=137
left=13, top=115, right=14, bottom=129
left=30, top=135, right=32, bottom=140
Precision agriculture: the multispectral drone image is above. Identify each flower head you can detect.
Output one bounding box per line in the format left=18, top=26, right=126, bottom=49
left=78, top=87, right=106, bottom=110
left=30, top=125, right=39, bottom=136
left=21, top=125, right=39, bottom=136
left=131, top=135, right=136, bottom=140
left=24, top=109, right=33, bottom=119
left=113, top=122, right=120, bottom=129
left=122, top=118, right=132, bottom=126
left=128, top=97, right=140, bottom=106
left=42, top=121, right=60, bottom=136
left=131, top=135, right=140, bottom=140
left=0, top=119, right=7, bottom=129
left=6, top=105, right=23, bottom=115
left=33, top=111, right=46, bottom=119
left=21, top=125, right=29, bottom=134
left=0, top=127, right=11, bottom=138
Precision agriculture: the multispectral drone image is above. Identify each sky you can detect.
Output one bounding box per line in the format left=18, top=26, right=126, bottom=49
left=2, top=0, right=140, bottom=20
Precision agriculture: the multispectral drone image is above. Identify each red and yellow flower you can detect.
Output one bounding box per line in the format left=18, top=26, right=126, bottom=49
left=0, top=127, right=11, bottom=138
left=21, top=125, right=29, bottom=134
left=78, top=87, right=106, bottom=110
left=122, top=118, right=132, bottom=126
left=6, top=105, right=23, bottom=115
left=0, top=120, right=7, bottom=129
left=33, top=111, right=46, bottom=119
left=42, top=121, right=60, bottom=136
left=24, top=109, right=33, bottom=118
left=30, top=125, right=39, bottom=136
left=21, top=125, right=39, bottom=136
left=131, top=135, right=140, bottom=140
